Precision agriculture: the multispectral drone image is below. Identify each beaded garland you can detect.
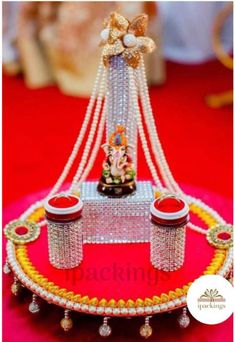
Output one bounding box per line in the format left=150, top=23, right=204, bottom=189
left=5, top=199, right=233, bottom=316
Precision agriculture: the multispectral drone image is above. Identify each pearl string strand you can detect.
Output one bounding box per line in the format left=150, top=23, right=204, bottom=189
left=70, top=68, right=107, bottom=192
left=128, top=67, right=163, bottom=189
left=47, top=58, right=105, bottom=198
left=19, top=56, right=226, bottom=233
left=138, top=57, right=226, bottom=229
left=138, top=57, right=179, bottom=193
left=76, top=100, right=107, bottom=188
left=20, top=60, right=105, bottom=221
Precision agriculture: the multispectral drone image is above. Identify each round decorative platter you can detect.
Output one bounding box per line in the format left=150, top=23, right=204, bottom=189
left=5, top=203, right=233, bottom=318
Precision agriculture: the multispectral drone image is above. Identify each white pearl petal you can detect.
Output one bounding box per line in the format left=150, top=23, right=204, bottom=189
left=100, top=28, right=110, bottom=41
left=123, top=33, right=137, bottom=48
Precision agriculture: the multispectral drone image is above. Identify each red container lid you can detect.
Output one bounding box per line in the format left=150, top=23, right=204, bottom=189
left=150, top=194, right=189, bottom=227
left=45, top=194, right=83, bottom=222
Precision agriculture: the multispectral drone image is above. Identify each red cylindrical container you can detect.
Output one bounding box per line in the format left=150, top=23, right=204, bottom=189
left=45, top=194, right=83, bottom=269
left=150, top=194, right=189, bottom=271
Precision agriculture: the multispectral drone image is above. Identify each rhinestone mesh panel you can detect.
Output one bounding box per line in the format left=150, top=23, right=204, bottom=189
left=150, top=224, right=186, bottom=271
left=47, top=220, right=83, bottom=269
left=106, top=55, right=137, bottom=167
left=81, top=181, right=153, bottom=243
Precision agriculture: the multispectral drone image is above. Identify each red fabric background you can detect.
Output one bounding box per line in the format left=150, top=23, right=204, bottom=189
left=2, top=60, right=233, bottom=341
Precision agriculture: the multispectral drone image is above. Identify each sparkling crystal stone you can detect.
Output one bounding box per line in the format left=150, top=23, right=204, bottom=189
left=99, top=323, right=112, bottom=337
left=47, top=219, right=83, bottom=269
left=177, top=313, right=190, bottom=328
left=139, top=324, right=153, bottom=339
left=60, top=317, right=73, bottom=332
left=107, top=55, right=137, bottom=167
left=81, top=181, right=153, bottom=243
left=3, top=262, right=11, bottom=274
left=150, top=223, right=186, bottom=271
left=29, top=301, right=40, bottom=313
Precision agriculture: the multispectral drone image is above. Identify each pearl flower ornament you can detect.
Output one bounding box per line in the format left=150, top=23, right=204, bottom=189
left=100, top=12, right=156, bottom=68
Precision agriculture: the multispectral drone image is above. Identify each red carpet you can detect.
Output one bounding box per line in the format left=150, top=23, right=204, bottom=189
left=2, top=60, right=233, bottom=341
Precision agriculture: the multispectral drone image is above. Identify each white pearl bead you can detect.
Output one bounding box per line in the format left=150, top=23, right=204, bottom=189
left=123, top=33, right=137, bottom=48
left=100, top=28, right=110, bottom=41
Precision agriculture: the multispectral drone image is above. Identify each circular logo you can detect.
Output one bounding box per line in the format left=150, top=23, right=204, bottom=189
left=187, top=275, right=234, bottom=324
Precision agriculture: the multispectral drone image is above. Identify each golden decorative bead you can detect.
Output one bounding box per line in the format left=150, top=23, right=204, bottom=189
left=80, top=295, right=89, bottom=304
left=175, top=288, right=184, bottom=297
left=73, top=294, right=81, bottom=302
left=99, top=299, right=107, bottom=307
left=117, top=299, right=126, bottom=308
left=65, top=292, right=75, bottom=300
left=136, top=298, right=144, bottom=307
left=168, top=291, right=177, bottom=300
left=57, top=289, right=67, bottom=297
left=108, top=299, right=116, bottom=308
left=60, top=317, right=73, bottom=332
left=182, top=286, right=189, bottom=295
left=89, top=297, right=98, bottom=306
left=152, top=296, right=161, bottom=304
left=160, top=293, right=169, bottom=303
left=126, top=299, right=135, bottom=308
left=139, top=324, right=152, bottom=339
left=144, top=298, right=153, bottom=306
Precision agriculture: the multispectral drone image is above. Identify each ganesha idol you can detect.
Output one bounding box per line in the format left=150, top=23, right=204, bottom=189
left=97, top=125, right=136, bottom=197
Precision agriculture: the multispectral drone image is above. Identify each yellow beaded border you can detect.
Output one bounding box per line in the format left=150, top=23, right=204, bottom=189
left=13, top=203, right=227, bottom=309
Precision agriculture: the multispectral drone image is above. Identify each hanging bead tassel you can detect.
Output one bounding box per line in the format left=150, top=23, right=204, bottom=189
left=177, top=307, right=190, bottom=328
left=29, top=294, right=40, bottom=313
left=60, top=309, right=73, bottom=332
left=139, top=316, right=153, bottom=339
left=11, top=276, right=21, bottom=296
left=3, top=260, right=11, bottom=274
left=99, top=317, right=112, bottom=337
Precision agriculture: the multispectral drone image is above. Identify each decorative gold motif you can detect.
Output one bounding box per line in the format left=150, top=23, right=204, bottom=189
left=4, top=220, right=40, bottom=245
left=101, top=12, right=156, bottom=68
left=207, top=224, right=233, bottom=249
left=129, top=14, right=148, bottom=37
